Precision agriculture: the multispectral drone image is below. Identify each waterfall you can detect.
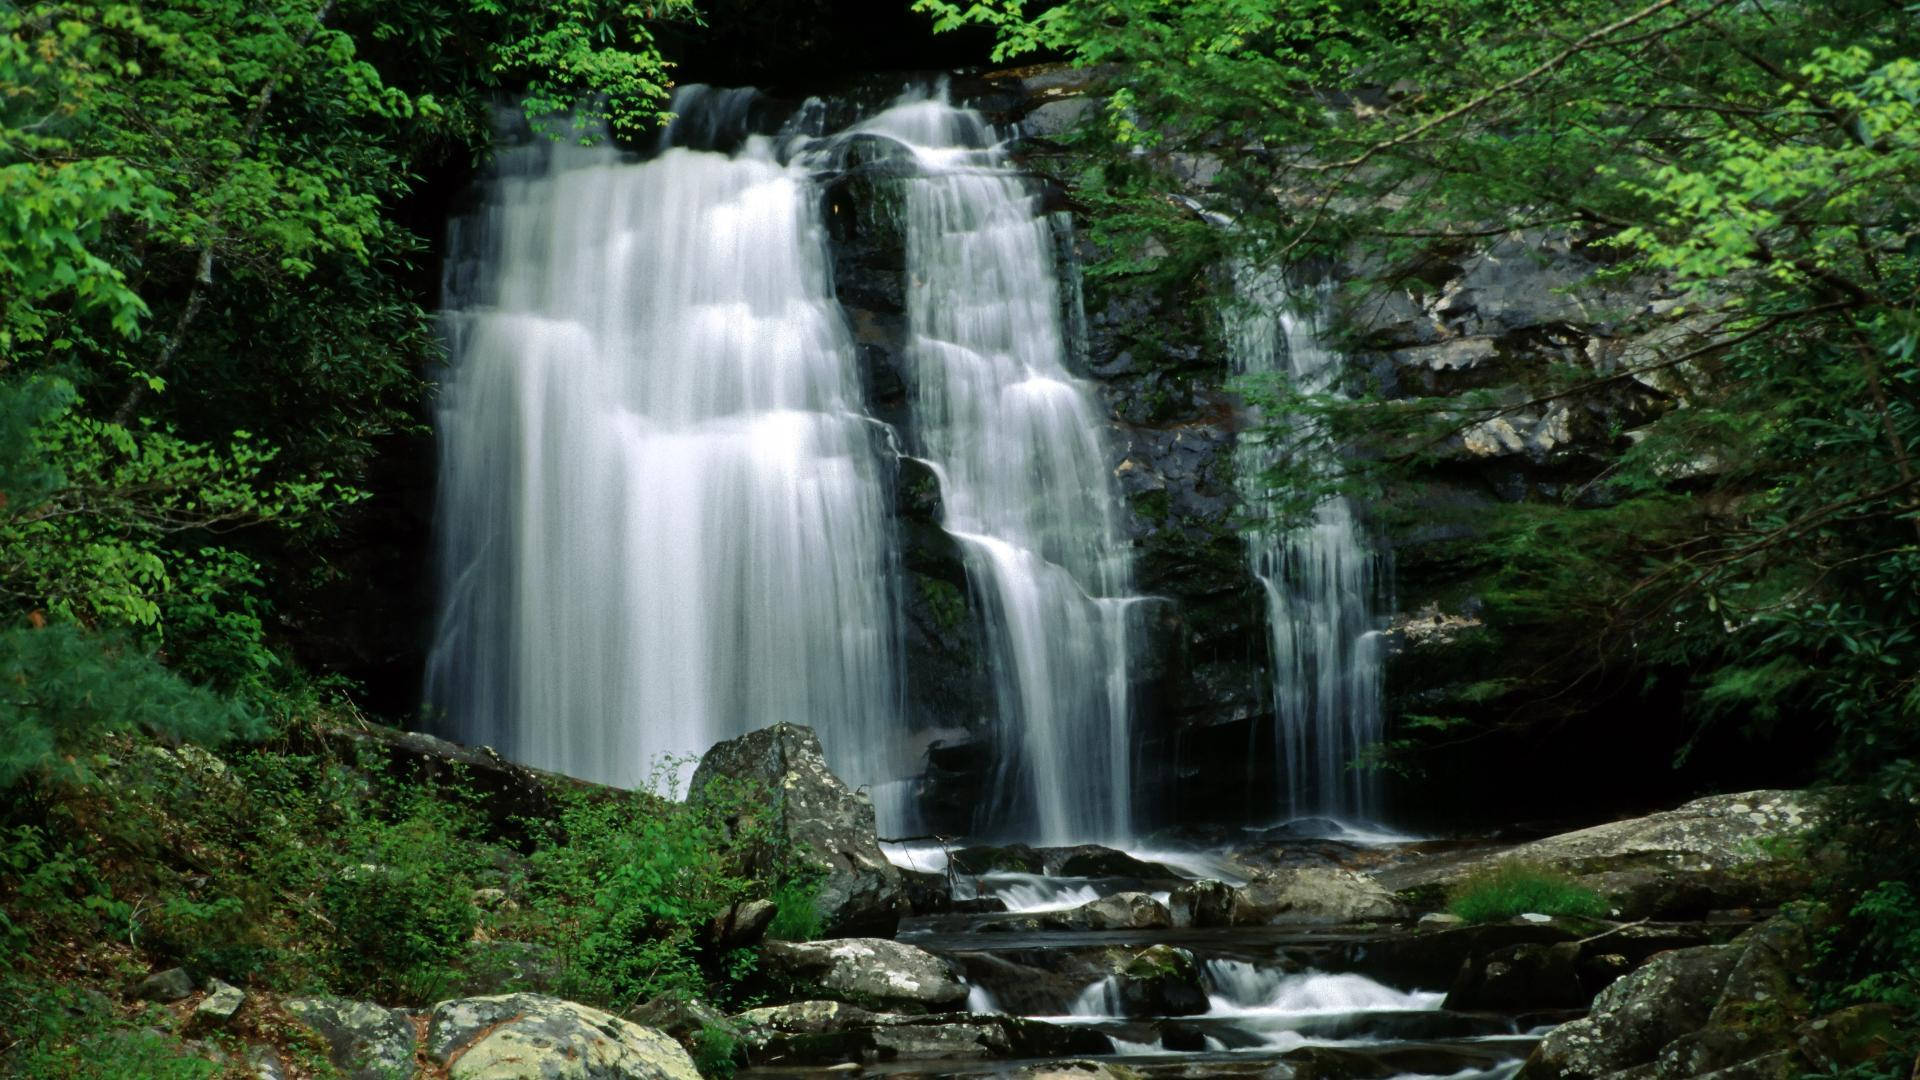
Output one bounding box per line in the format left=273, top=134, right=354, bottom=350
left=1227, top=268, right=1385, bottom=820
left=427, top=85, right=1140, bottom=843
left=849, top=95, right=1140, bottom=843
left=425, top=92, right=904, bottom=804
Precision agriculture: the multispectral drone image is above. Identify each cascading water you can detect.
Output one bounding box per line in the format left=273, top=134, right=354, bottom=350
left=428, top=86, right=1141, bottom=842
left=1227, top=267, right=1385, bottom=820
left=425, top=90, right=905, bottom=803
left=849, top=95, right=1141, bottom=843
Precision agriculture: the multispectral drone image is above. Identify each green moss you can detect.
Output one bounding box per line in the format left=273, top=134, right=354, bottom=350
left=915, top=575, right=968, bottom=637
left=1447, top=862, right=1611, bottom=923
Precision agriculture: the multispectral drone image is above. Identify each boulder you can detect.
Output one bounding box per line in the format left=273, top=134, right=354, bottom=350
left=1073, top=891, right=1174, bottom=930
left=1168, top=879, right=1235, bottom=928
left=286, top=997, right=417, bottom=1080
left=689, top=723, right=907, bottom=937
left=1113, top=946, right=1208, bottom=1017
left=708, top=898, right=777, bottom=950
left=1519, top=945, right=1743, bottom=1080
left=130, top=967, right=195, bottom=1003
left=732, top=1001, right=1109, bottom=1064
left=624, top=991, right=729, bottom=1044
left=1387, top=791, right=1818, bottom=915
left=760, top=938, right=969, bottom=1011
left=428, top=993, right=700, bottom=1080
left=1444, top=941, right=1587, bottom=1011
left=1230, top=868, right=1406, bottom=924
left=182, top=979, right=246, bottom=1036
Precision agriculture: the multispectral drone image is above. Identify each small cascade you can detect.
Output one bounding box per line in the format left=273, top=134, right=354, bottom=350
left=1227, top=267, right=1386, bottom=820
left=426, top=89, right=904, bottom=803
left=1202, top=962, right=1444, bottom=1018
left=849, top=94, right=1141, bottom=843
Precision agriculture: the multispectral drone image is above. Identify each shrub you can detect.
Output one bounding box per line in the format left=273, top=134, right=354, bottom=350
left=691, top=1021, right=741, bottom=1079
left=0, top=626, right=264, bottom=789
left=318, top=797, right=482, bottom=1002
left=1447, top=862, right=1610, bottom=923
left=765, top=875, right=823, bottom=943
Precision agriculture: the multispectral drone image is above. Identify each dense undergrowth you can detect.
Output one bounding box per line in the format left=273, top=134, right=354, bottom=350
left=0, top=692, right=814, bottom=1077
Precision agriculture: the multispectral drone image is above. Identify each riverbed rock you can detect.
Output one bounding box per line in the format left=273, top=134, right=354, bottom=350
left=1168, top=879, right=1235, bottom=927
left=1114, top=945, right=1208, bottom=1017
left=1445, top=941, right=1587, bottom=1011
left=1386, top=792, right=1818, bottom=917
left=1074, top=891, right=1175, bottom=929
left=1230, top=868, right=1406, bottom=924
left=427, top=993, right=700, bottom=1080
left=1519, top=944, right=1744, bottom=1079
left=286, top=996, right=417, bottom=1080
left=760, top=938, right=969, bottom=1011
left=689, top=723, right=907, bottom=937
left=733, top=1001, right=1110, bottom=1064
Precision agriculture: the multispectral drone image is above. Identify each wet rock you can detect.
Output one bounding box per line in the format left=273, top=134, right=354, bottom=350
left=1012, top=1064, right=1143, bottom=1080
left=1114, top=945, right=1208, bottom=1017
left=1074, top=891, right=1175, bottom=930
left=1047, top=845, right=1179, bottom=879
left=950, top=843, right=1046, bottom=874
left=286, top=996, right=417, bottom=1080
left=1445, top=941, right=1587, bottom=1011
left=733, top=1001, right=1107, bottom=1064
left=131, top=967, right=195, bottom=1003
left=1519, top=944, right=1743, bottom=1080
left=1168, top=878, right=1236, bottom=927
left=183, top=979, right=246, bottom=1036
left=1230, top=868, right=1406, bottom=924
left=760, top=938, right=969, bottom=1011
left=690, top=723, right=907, bottom=937
left=427, top=993, right=700, bottom=1079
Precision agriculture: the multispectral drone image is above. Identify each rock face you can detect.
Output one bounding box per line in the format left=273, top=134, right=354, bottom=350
left=760, top=938, right=970, bottom=1012
left=732, top=1000, right=1110, bottom=1065
left=286, top=997, right=417, bottom=1080
left=428, top=994, right=701, bottom=1080
left=689, top=723, right=907, bottom=937
left=1074, top=891, right=1175, bottom=930
left=1518, top=916, right=1815, bottom=1080
left=1385, top=791, right=1817, bottom=916
left=1229, top=868, right=1406, bottom=924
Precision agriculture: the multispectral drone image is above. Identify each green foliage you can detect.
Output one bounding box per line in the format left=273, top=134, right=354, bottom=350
left=691, top=1020, right=741, bottom=1079
left=1447, top=863, right=1610, bottom=924
left=766, top=875, right=824, bottom=943
left=318, top=815, right=480, bottom=1002
left=0, top=625, right=263, bottom=788
left=0, top=979, right=219, bottom=1080
left=528, top=772, right=776, bottom=1009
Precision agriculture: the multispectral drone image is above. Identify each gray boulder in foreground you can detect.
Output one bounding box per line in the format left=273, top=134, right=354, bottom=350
left=690, top=723, right=907, bottom=937
left=760, top=938, right=970, bottom=1012
left=427, top=993, right=700, bottom=1080
left=285, top=996, right=417, bottom=1080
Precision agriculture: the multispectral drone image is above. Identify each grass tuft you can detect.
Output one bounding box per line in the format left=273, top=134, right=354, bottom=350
left=1447, top=861, right=1611, bottom=923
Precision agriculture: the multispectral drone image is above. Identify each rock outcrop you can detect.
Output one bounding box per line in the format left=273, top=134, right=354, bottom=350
left=1517, top=915, right=1815, bottom=1080
left=1228, top=868, right=1407, bottom=925
left=759, top=938, right=970, bottom=1012
left=689, top=723, right=907, bottom=937
left=427, top=994, right=701, bottom=1080
left=286, top=997, right=418, bottom=1080
left=1385, top=791, right=1818, bottom=917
